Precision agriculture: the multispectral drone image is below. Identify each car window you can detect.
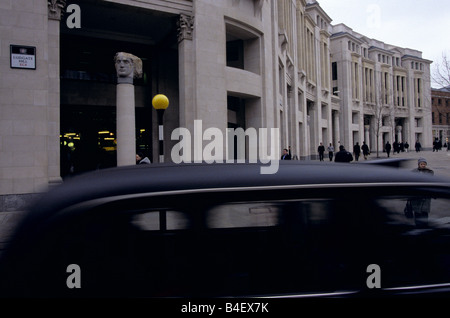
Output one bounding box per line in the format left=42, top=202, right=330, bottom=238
left=207, top=202, right=280, bottom=228
left=131, top=210, right=189, bottom=231
left=377, top=196, right=450, bottom=230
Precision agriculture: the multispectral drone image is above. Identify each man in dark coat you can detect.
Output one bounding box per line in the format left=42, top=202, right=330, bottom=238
left=334, top=145, right=353, bottom=163
left=361, top=142, right=370, bottom=160
left=385, top=141, right=392, bottom=157
left=353, top=142, right=361, bottom=161
left=317, top=143, right=325, bottom=161
left=281, top=147, right=291, bottom=160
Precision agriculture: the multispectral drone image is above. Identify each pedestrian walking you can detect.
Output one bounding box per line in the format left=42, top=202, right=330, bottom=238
left=415, top=140, right=422, bottom=152
left=433, top=139, right=438, bottom=152
left=318, top=142, right=325, bottom=161
left=327, top=143, right=334, bottom=162
left=361, top=142, right=370, bottom=160
left=353, top=142, right=361, bottom=161
left=385, top=141, right=391, bottom=158
left=393, top=141, right=399, bottom=154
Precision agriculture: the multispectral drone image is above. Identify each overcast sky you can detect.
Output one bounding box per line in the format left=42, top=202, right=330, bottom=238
left=317, top=0, right=450, bottom=81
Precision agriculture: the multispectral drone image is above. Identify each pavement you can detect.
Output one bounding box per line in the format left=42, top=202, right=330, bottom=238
left=0, top=149, right=449, bottom=254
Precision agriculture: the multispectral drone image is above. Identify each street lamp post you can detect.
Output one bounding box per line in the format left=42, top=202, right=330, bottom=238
left=152, top=94, right=169, bottom=163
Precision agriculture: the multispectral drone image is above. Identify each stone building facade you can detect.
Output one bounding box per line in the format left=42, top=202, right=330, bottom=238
left=432, top=86, right=450, bottom=145
left=0, top=0, right=433, bottom=209
left=330, top=23, right=432, bottom=156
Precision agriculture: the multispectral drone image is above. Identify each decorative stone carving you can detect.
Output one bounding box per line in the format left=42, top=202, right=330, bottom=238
left=278, top=31, right=288, bottom=52
left=177, top=14, right=194, bottom=43
left=114, top=52, right=143, bottom=84
left=254, top=0, right=264, bottom=19
left=114, top=53, right=142, bottom=166
left=48, top=0, right=66, bottom=21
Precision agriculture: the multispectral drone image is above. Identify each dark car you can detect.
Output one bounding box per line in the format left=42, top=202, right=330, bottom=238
left=1, top=161, right=450, bottom=298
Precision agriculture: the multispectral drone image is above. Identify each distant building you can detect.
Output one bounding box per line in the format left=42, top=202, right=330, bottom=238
left=329, top=24, right=432, bottom=155
left=432, top=86, right=450, bottom=145
left=0, top=0, right=433, bottom=209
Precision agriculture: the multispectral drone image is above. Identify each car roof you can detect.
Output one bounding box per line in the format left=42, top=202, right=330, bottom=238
left=29, top=161, right=449, bottom=214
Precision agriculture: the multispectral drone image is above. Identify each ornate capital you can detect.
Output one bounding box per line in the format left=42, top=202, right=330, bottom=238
left=48, top=0, right=66, bottom=21
left=177, top=14, right=194, bottom=43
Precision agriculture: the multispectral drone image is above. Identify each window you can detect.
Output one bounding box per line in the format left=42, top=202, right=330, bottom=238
left=226, top=40, right=244, bottom=69
left=132, top=210, right=189, bottom=231
left=208, top=202, right=280, bottom=228
left=332, top=62, right=338, bottom=80
left=416, top=117, right=422, bottom=127
left=225, top=22, right=261, bottom=75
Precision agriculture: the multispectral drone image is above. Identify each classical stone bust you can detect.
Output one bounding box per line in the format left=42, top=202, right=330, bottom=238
left=114, top=52, right=143, bottom=84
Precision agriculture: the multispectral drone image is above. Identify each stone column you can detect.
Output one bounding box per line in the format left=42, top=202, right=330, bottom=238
left=364, top=125, right=370, bottom=148
left=177, top=14, right=195, bottom=162
left=48, top=0, right=66, bottom=185
left=396, top=125, right=403, bottom=143
left=178, top=14, right=195, bottom=131
left=114, top=52, right=143, bottom=166
left=333, top=110, right=340, bottom=148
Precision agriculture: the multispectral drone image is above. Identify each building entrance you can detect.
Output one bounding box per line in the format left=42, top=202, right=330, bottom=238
left=60, top=106, right=152, bottom=177
left=59, top=0, right=179, bottom=177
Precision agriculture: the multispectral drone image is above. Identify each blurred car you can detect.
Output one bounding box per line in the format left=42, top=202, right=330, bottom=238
left=1, top=160, right=450, bottom=298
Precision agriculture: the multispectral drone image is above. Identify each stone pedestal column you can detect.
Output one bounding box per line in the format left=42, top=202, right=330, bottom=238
left=116, top=83, right=136, bottom=166
left=114, top=52, right=143, bottom=166
left=364, top=125, right=370, bottom=148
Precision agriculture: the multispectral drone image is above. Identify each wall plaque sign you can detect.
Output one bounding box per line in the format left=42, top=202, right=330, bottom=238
left=10, top=45, right=36, bottom=69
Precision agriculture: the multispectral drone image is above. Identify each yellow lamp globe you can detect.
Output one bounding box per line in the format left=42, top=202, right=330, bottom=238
left=152, top=94, right=169, bottom=110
